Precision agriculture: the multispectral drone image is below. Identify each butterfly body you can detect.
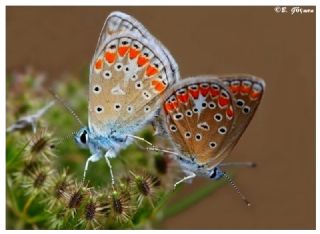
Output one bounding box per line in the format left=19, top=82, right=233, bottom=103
left=174, top=154, right=224, bottom=180
left=74, top=126, right=133, bottom=157
left=159, top=75, right=265, bottom=185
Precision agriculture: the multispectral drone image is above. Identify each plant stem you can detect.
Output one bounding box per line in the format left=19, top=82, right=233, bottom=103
left=22, top=193, right=37, bottom=215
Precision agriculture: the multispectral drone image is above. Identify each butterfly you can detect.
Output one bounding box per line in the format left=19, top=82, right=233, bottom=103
left=153, top=74, right=265, bottom=204
left=73, top=11, right=180, bottom=184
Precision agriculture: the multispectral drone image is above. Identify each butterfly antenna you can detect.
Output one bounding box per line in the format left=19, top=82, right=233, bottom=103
left=55, top=131, right=77, bottom=145
left=49, top=90, right=84, bottom=127
left=223, top=172, right=251, bottom=207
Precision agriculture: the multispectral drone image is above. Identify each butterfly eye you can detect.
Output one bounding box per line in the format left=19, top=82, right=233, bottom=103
left=103, top=70, right=112, bottom=79
left=242, top=106, right=251, bottom=114
left=209, top=141, right=217, bottom=149
left=236, top=99, right=245, bottom=107
left=214, top=113, right=223, bottom=122
left=169, top=124, right=177, bottom=132
left=195, top=133, right=202, bottom=141
left=95, top=105, right=104, bottom=113
left=218, top=126, right=227, bottom=135
left=93, top=84, right=102, bottom=94
left=80, top=130, right=88, bottom=144
left=193, top=107, right=199, bottom=113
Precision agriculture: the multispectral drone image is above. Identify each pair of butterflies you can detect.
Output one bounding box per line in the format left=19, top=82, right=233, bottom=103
left=73, top=11, right=265, bottom=197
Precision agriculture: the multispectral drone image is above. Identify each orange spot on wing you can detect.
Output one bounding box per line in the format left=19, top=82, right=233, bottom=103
left=230, top=84, right=240, bottom=94
left=200, top=87, right=210, bottom=97
left=146, top=65, right=158, bottom=77
left=104, top=52, right=116, bottom=64
left=137, top=56, right=149, bottom=67
left=210, top=88, right=220, bottom=98
left=118, top=46, right=129, bottom=57
left=249, top=90, right=261, bottom=100
left=95, top=59, right=103, bottom=70
left=129, top=48, right=140, bottom=59
left=177, top=94, right=189, bottom=103
left=189, top=89, right=200, bottom=99
left=226, top=105, right=234, bottom=119
left=151, top=79, right=166, bottom=93
left=218, top=95, right=229, bottom=108
left=240, top=85, right=251, bottom=94
left=164, top=101, right=178, bottom=112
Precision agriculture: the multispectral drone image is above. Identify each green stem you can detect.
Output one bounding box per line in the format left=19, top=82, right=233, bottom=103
left=6, top=140, right=30, bottom=169
left=22, top=193, right=37, bottom=215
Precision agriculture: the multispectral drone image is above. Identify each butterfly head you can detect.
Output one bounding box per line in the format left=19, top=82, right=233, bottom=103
left=74, top=127, right=90, bottom=149
left=207, top=167, right=224, bottom=180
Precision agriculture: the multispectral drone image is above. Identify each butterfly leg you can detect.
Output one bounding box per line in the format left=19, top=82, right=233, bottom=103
left=174, top=170, right=196, bottom=190
left=83, top=153, right=102, bottom=183
left=127, top=134, right=181, bottom=157
left=104, top=150, right=115, bottom=186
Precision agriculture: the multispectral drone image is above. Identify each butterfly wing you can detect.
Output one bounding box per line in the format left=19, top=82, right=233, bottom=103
left=159, top=76, right=237, bottom=165
left=89, top=13, right=179, bottom=136
left=91, top=11, right=179, bottom=82
left=207, top=74, right=265, bottom=167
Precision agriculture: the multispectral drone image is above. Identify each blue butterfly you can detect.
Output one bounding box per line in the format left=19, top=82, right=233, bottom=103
left=73, top=11, right=180, bottom=184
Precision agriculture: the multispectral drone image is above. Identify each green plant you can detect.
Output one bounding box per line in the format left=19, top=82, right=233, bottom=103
left=6, top=69, right=228, bottom=229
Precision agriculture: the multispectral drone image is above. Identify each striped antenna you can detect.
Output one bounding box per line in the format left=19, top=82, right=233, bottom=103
left=223, top=172, right=251, bottom=207
left=49, top=90, right=84, bottom=127
left=55, top=131, right=78, bottom=145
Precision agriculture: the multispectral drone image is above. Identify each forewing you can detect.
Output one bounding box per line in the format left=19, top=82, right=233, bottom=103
left=160, top=76, right=236, bottom=165
left=207, top=74, right=265, bottom=167
left=91, top=11, right=179, bottom=82
left=89, top=32, right=177, bottom=135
